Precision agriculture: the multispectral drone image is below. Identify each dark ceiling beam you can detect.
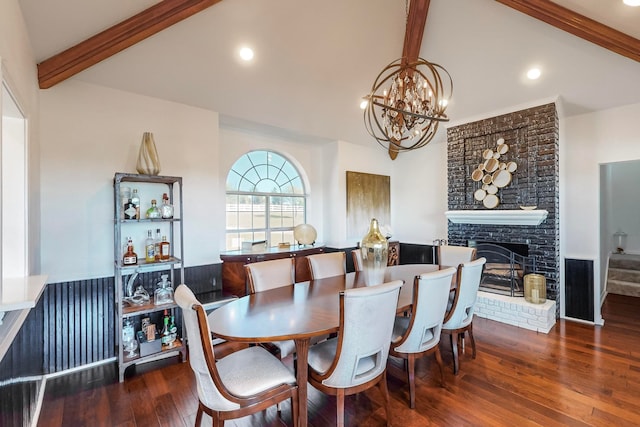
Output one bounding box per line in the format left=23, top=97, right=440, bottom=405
left=37, top=0, right=223, bottom=89
left=496, top=0, right=640, bottom=63
left=402, top=0, right=430, bottom=63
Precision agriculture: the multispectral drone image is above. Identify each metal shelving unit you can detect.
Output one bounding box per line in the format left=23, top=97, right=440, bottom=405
left=113, top=172, right=185, bottom=382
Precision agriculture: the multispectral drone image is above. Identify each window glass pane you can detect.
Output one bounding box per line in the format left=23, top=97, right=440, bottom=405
left=243, top=168, right=260, bottom=186
left=280, top=197, right=295, bottom=228
left=281, top=162, right=298, bottom=180
left=253, top=196, right=266, bottom=228
left=226, top=211, right=238, bottom=229
left=269, top=198, right=282, bottom=228
left=255, top=164, right=268, bottom=179
left=290, top=176, right=304, bottom=194
left=268, top=152, right=286, bottom=169
left=267, top=165, right=281, bottom=181
left=226, top=171, right=242, bottom=191
left=248, top=151, right=267, bottom=166
left=238, top=211, right=252, bottom=229
left=238, top=177, right=255, bottom=192
left=255, top=178, right=279, bottom=193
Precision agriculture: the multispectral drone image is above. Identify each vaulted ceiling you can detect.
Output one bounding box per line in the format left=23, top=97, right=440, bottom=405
left=18, top=0, right=640, bottom=147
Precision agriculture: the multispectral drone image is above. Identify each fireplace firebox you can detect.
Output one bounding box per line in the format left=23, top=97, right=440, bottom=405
left=469, top=241, right=533, bottom=297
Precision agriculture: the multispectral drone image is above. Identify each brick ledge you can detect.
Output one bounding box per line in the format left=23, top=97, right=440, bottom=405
left=475, top=291, right=556, bottom=333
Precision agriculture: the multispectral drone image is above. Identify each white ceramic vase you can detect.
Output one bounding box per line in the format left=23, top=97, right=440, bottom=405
left=136, top=132, right=161, bottom=175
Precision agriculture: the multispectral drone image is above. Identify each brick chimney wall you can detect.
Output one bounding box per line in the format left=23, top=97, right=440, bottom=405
left=446, top=103, right=560, bottom=303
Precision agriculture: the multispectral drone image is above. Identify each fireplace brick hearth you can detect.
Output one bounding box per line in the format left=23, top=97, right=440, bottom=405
left=447, top=103, right=559, bottom=320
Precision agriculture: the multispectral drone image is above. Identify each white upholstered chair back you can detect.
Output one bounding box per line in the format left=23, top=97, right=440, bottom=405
left=321, top=280, right=402, bottom=388
left=438, top=245, right=477, bottom=268
left=443, top=257, right=486, bottom=330
left=351, top=249, right=363, bottom=272
left=245, top=257, right=295, bottom=293
left=307, top=252, right=346, bottom=280
left=175, top=284, right=239, bottom=411
left=393, top=267, right=456, bottom=354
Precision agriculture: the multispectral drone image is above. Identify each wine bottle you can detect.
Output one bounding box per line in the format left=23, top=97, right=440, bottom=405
left=161, top=310, right=172, bottom=346
left=169, top=315, right=177, bottom=344
left=145, top=230, right=155, bottom=263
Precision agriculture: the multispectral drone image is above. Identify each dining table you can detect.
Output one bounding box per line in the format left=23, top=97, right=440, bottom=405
left=207, top=263, right=444, bottom=427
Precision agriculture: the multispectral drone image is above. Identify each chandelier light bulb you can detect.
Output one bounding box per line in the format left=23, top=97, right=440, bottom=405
left=359, top=99, right=368, bottom=110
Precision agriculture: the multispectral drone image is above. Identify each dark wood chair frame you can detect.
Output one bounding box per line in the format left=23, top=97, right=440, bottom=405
left=189, top=303, right=300, bottom=427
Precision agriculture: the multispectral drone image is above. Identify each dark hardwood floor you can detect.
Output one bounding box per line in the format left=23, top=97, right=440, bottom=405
left=37, top=293, right=640, bottom=426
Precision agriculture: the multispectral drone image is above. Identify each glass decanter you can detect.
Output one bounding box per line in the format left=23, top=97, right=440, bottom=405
left=154, top=274, right=174, bottom=305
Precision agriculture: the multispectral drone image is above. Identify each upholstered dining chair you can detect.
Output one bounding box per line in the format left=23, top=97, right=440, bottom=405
left=389, top=267, right=457, bottom=408
left=441, top=257, right=487, bottom=375
left=245, top=258, right=297, bottom=360
left=175, top=284, right=299, bottom=427
left=351, top=249, right=363, bottom=272
left=307, top=280, right=403, bottom=427
left=437, top=244, right=477, bottom=268
left=245, top=257, right=295, bottom=294
left=306, top=251, right=346, bottom=280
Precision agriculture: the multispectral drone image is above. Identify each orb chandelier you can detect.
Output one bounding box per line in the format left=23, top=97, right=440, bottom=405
left=363, top=57, right=453, bottom=159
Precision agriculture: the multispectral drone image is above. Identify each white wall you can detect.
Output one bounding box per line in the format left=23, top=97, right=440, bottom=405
left=562, top=101, right=640, bottom=323
left=40, top=81, right=220, bottom=283
left=0, top=0, right=41, bottom=275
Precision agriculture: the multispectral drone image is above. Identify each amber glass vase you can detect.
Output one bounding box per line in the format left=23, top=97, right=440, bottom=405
left=360, top=218, right=389, bottom=286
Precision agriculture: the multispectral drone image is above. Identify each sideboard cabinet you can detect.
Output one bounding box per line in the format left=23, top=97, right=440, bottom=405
left=220, top=246, right=325, bottom=297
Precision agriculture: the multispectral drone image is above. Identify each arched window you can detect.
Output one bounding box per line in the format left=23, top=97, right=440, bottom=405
left=225, top=150, right=307, bottom=250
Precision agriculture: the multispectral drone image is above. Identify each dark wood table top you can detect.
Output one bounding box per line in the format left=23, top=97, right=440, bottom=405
left=208, top=264, right=441, bottom=343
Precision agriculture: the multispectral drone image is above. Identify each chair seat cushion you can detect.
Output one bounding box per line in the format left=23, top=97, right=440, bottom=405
left=391, top=316, right=410, bottom=343
left=217, top=346, right=296, bottom=397
left=308, top=337, right=339, bottom=375
left=271, top=339, right=296, bottom=359
left=307, top=337, right=377, bottom=377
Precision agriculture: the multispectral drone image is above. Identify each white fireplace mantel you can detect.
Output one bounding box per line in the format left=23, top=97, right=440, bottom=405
left=445, top=209, right=548, bottom=226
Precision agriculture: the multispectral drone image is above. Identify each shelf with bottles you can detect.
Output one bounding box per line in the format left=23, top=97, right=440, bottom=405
left=116, top=256, right=182, bottom=272
left=121, top=311, right=182, bottom=365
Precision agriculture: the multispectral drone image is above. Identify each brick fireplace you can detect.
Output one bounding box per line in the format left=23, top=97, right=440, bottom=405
left=446, top=103, right=559, bottom=330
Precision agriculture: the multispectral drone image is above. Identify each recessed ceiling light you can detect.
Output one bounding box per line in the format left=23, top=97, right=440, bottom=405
left=623, top=0, right=640, bottom=6
left=239, top=47, right=254, bottom=61
left=527, top=68, right=541, bottom=80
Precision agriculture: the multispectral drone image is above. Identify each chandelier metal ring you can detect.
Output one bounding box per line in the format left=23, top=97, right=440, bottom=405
left=363, top=57, right=453, bottom=155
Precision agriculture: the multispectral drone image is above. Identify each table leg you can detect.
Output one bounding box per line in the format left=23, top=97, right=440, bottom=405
left=294, top=337, right=310, bottom=427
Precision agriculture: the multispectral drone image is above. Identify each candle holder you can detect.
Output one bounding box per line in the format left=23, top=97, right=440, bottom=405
left=524, top=273, right=546, bottom=304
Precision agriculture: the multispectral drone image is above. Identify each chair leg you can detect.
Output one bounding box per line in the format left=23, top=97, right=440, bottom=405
left=378, top=371, right=392, bottom=427
left=195, top=403, right=204, bottom=427
left=336, top=388, right=345, bottom=427
left=291, top=392, right=299, bottom=427
left=450, top=332, right=460, bottom=375
left=468, top=323, right=477, bottom=359
left=434, top=346, right=446, bottom=387
left=407, top=354, right=416, bottom=409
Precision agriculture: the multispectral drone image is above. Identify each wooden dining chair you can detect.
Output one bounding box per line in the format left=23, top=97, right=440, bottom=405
left=441, top=257, right=486, bottom=374
left=175, top=284, right=299, bottom=427
left=351, top=249, right=363, bottom=272
left=389, top=267, right=456, bottom=408
left=245, top=258, right=297, bottom=359
left=307, top=280, right=403, bottom=427
left=306, top=251, right=346, bottom=279
left=437, top=244, right=477, bottom=268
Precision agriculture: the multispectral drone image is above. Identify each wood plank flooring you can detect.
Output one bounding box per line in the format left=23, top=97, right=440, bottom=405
left=37, top=294, right=640, bottom=426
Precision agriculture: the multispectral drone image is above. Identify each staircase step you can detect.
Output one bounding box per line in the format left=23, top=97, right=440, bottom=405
left=608, top=268, right=640, bottom=282
left=607, top=279, right=640, bottom=297
left=609, top=254, right=640, bottom=271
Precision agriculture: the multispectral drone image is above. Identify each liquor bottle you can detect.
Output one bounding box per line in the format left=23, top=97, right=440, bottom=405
left=131, top=189, right=140, bottom=219
left=123, top=237, right=138, bottom=266
left=146, top=199, right=161, bottom=219
left=154, top=228, right=162, bottom=261
left=160, top=235, right=171, bottom=261
left=123, top=199, right=136, bottom=220
left=145, top=230, right=155, bottom=263
left=169, top=315, right=177, bottom=344
left=161, top=310, right=172, bottom=346
left=161, top=193, right=174, bottom=219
